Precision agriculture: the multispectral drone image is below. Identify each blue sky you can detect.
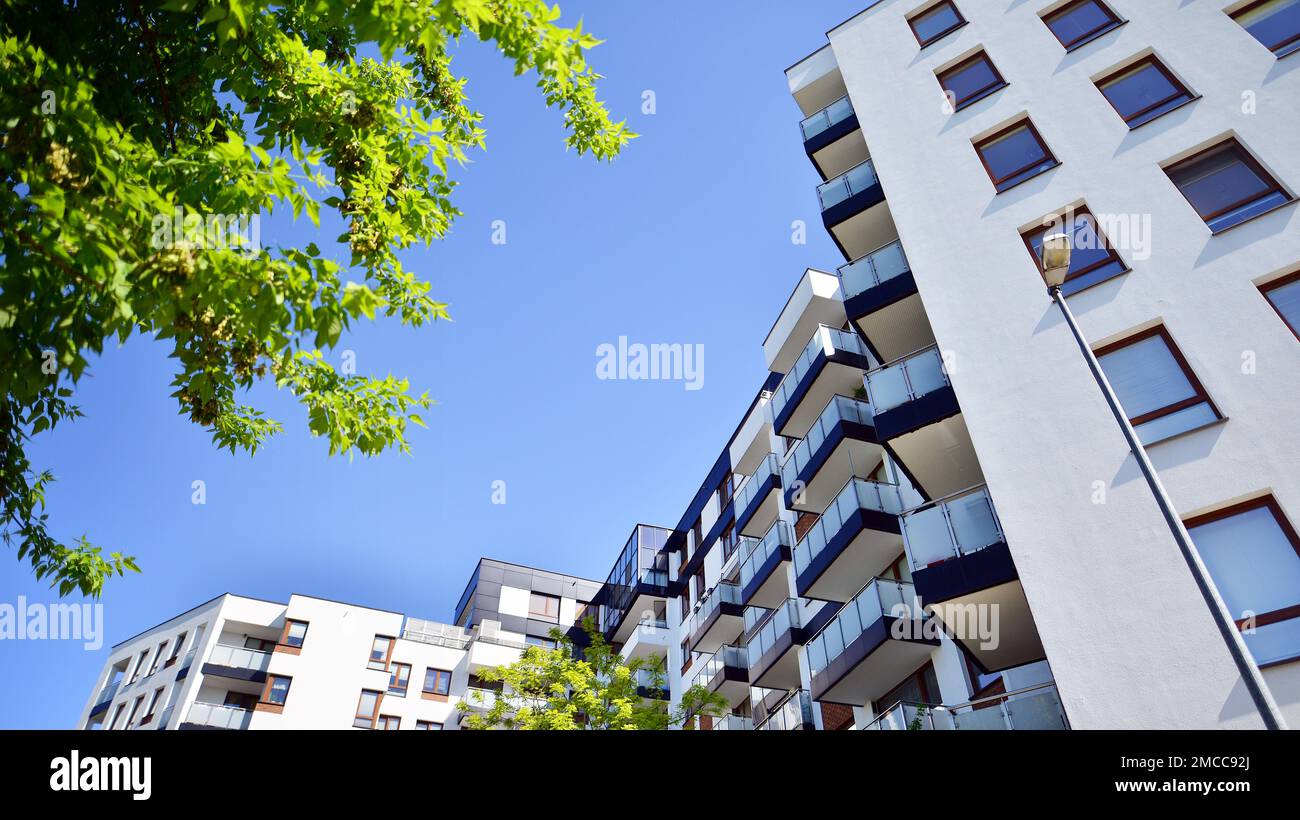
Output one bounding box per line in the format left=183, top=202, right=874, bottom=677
left=0, top=1, right=867, bottom=728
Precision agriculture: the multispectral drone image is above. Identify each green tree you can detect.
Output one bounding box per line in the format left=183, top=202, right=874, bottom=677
left=0, top=0, right=634, bottom=596
left=459, top=619, right=728, bottom=730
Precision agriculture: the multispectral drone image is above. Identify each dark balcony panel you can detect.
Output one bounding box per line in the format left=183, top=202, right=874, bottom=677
left=780, top=396, right=880, bottom=514
left=747, top=601, right=811, bottom=690
left=773, top=361, right=872, bottom=440
left=739, top=522, right=796, bottom=609
left=688, top=582, right=744, bottom=654
left=913, top=541, right=1016, bottom=604
left=793, top=479, right=905, bottom=602
left=845, top=268, right=918, bottom=323
left=734, top=467, right=781, bottom=539
left=200, top=663, right=268, bottom=684
left=821, top=181, right=886, bottom=230
left=805, top=111, right=862, bottom=162
left=698, top=646, right=750, bottom=708
left=871, top=384, right=961, bottom=442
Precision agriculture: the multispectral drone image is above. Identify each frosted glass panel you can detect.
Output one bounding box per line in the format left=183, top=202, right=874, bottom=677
left=1006, top=690, right=1067, bottom=729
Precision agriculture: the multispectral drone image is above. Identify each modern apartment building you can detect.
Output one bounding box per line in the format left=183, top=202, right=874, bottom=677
left=81, top=0, right=1299, bottom=731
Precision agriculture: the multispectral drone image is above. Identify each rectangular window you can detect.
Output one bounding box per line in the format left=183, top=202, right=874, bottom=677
left=367, top=635, right=394, bottom=671
left=125, top=695, right=145, bottom=728
left=388, top=662, right=411, bottom=696
left=142, top=687, right=164, bottom=724
left=354, top=689, right=382, bottom=729
left=1042, top=0, right=1124, bottom=51
left=281, top=619, right=308, bottom=649
left=938, top=51, right=1008, bottom=111
left=1022, top=206, right=1127, bottom=294
left=129, top=649, right=149, bottom=683
left=423, top=667, right=452, bottom=696
left=1094, top=326, right=1221, bottom=445
left=1095, top=56, right=1195, bottom=128
left=973, top=119, right=1059, bottom=192
left=528, top=592, right=560, bottom=623
left=1261, top=272, right=1300, bottom=339
left=415, top=720, right=442, bottom=730
left=1164, top=139, right=1292, bottom=233
left=243, top=636, right=276, bottom=652
left=147, top=641, right=167, bottom=676
left=263, top=675, right=292, bottom=706
left=109, top=702, right=127, bottom=730
left=573, top=601, right=593, bottom=629
left=1187, top=497, right=1300, bottom=665
left=165, top=632, right=186, bottom=667
left=908, top=1, right=967, bottom=47
left=377, top=715, right=401, bottom=730
left=1231, top=0, right=1300, bottom=58
left=525, top=635, right=558, bottom=649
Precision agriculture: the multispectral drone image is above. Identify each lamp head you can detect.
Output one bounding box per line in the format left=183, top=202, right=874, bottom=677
left=1041, top=231, right=1072, bottom=289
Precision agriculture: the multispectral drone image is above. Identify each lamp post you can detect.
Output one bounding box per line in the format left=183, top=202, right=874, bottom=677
left=1041, top=232, right=1285, bottom=730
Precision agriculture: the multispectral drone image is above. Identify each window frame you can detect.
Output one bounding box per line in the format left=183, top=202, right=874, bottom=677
left=422, top=667, right=453, bottom=698
left=907, top=0, right=968, bottom=48
left=415, top=720, right=442, bottom=730
left=388, top=662, right=412, bottom=696
left=1020, top=205, right=1129, bottom=293
left=972, top=118, right=1060, bottom=193
left=1230, top=0, right=1300, bottom=58
left=279, top=619, right=309, bottom=651
left=937, top=50, right=1008, bottom=112
left=164, top=632, right=186, bottom=667
left=1093, top=325, right=1221, bottom=430
left=140, top=686, right=165, bottom=725
left=367, top=635, right=395, bottom=671
left=1260, top=271, right=1300, bottom=340
left=377, top=714, right=401, bottom=730
left=528, top=591, right=560, bottom=623
left=1094, top=55, right=1197, bottom=128
left=259, top=674, right=292, bottom=711
left=353, top=689, right=383, bottom=729
left=1041, top=0, right=1125, bottom=52
left=1162, top=138, right=1293, bottom=233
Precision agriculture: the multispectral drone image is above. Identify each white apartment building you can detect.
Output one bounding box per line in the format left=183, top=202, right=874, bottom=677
left=82, top=0, right=1299, bottom=731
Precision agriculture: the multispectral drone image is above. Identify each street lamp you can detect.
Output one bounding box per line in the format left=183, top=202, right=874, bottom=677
left=1042, top=235, right=1286, bottom=730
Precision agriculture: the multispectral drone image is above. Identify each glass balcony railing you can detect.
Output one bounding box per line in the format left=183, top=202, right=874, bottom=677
left=863, top=345, right=950, bottom=415
left=733, top=453, right=781, bottom=519
left=771, top=326, right=867, bottom=426
left=800, top=94, right=855, bottom=141
left=711, top=714, right=754, bottom=731
left=689, top=582, right=742, bottom=638
left=865, top=683, right=1066, bottom=730
left=185, top=702, right=251, bottom=730
left=806, top=578, right=922, bottom=678
left=632, top=667, right=668, bottom=693
left=694, top=645, right=748, bottom=688
left=738, top=521, right=796, bottom=591
left=817, top=158, right=879, bottom=211
left=94, top=680, right=121, bottom=706
left=780, top=396, right=874, bottom=490
left=837, top=240, right=911, bottom=301
left=206, top=644, right=273, bottom=672
left=902, top=485, right=1004, bottom=571
left=747, top=600, right=802, bottom=666
left=756, top=689, right=815, bottom=730
left=792, top=478, right=904, bottom=578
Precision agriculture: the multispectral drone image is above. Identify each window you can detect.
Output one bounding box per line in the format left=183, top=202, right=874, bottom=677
left=415, top=720, right=442, bottom=730
left=367, top=635, right=394, bottom=670
left=125, top=695, right=145, bottom=728
left=263, top=675, right=292, bottom=706
left=908, top=1, right=967, bottom=47
left=528, top=592, right=560, bottom=623
left=1042, top=0, right=1124, bottom=51
left=1095, top=56, right=1196, bottom=128
left=973, top=119, right=1059, bottom=192
left=1231, top=0, right=1300, bottom=58
left=128, top=649, right=149, bottom=683
left=1164, top=139, right=1292, bottom=232
left=141, top=687, right=164, bottom=724
left=147, top=641, right=167, bottom=676
left=423, top=667, right=452, bottom=697
left=280, top=619, right=308, bottom=649
left=1094, top=326, right=1221, bottom=445
left=573, top=601, right=594, bottom=629
left=1187, top=497, right=1300, bottom=665
left=354, top=689, right=382, bottom=728
left=525, top=635, right=558, bottom=649
left=165, top=632, right=186, bottom=667
left=377, top=715, right=401, bottom=730
left=243, top=636, right=276, bottom=652
left=1261, top=272, right=1300, bottom=339
left=937, top=51, right=1008, bottom=112
left=388, top=662, right=411, bottom=696
left=1021, top=206, right=1127, bottom=294
left=109, top=702, right=127, bottom=730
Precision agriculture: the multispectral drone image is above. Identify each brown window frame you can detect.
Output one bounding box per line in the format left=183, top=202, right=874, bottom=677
left=415, top=720, right=442, bottom=730
left=367, top=635, right=395, bottom=671
left=937, top=51, right=1008, bottom=112
left=1261, top=271, right=1300, bottom=341
left=528, top=591, right=560, bottom=623
left=907, top=0, right=968, bottom=47
left=1230, top=0, right=1300, bottom=57
left=1093, top=326, right=1221, bottom=428
left=354, top=689, right=383, bottom=729
left=377, top=714, right=401, bottom=730
left=257, top=674, right=292, bottom=713
left=1163, top=138, right=1293, bottom=231
left=1041, top=0, right=1125, bottom=52
left=278, top=619, right=309, bottom=652
left=1094, top=55, right=1196, bottom=128
left=1019, top=205, right=1128, bottom=291
left=972, top=118, right=1060, bottom=193
left=388, top=662, right=411, bottom=696
left=422, top=667, right=452, bottom=698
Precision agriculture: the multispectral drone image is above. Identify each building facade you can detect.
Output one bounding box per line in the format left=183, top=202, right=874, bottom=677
left=82, top=0, right=1299, bottom=730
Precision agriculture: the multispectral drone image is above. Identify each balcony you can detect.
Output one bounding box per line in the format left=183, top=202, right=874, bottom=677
left=793, top=478, right=904, bottom=601
left=738, top=520, right=796, bottom=608
left=763, top=268, right=846, bottom=379
left=864, top=345, right=981, bottom=500
left=800, top=95, right=868, bottom=179
left=601, top=524, right=673, bottom=643
left=817, top=159, right=893, bottom=261
left=837, top=240, right=935, bottom=364
left=89, top=679, right=120, bottom=717
left=806, top=578, right=938, bottom=707
left=201, top=644, right=271, bottom=683
left=781, top=395, right=881, bottom=514
left=695, top=645, right=750, bottom=708
left=620, top=615, right=671, bottom=661
left=865, top=683, right=1067, bottom=730
left=771, top=325, right=872, bottom=440
left=632, top=667, right=670, bottom=701
left=902, top=486, right=1045, bottom=672
left=746, top=600, right=812, bottom=690
left=710, top=714, right=754, bottom=731
left=181, top=702, right=251, bottom=731
left=754, top=689, right=816, bottom=730
left=688, top=581, right=744, bottom=654
left=733, top=453, right=783, bottom=539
